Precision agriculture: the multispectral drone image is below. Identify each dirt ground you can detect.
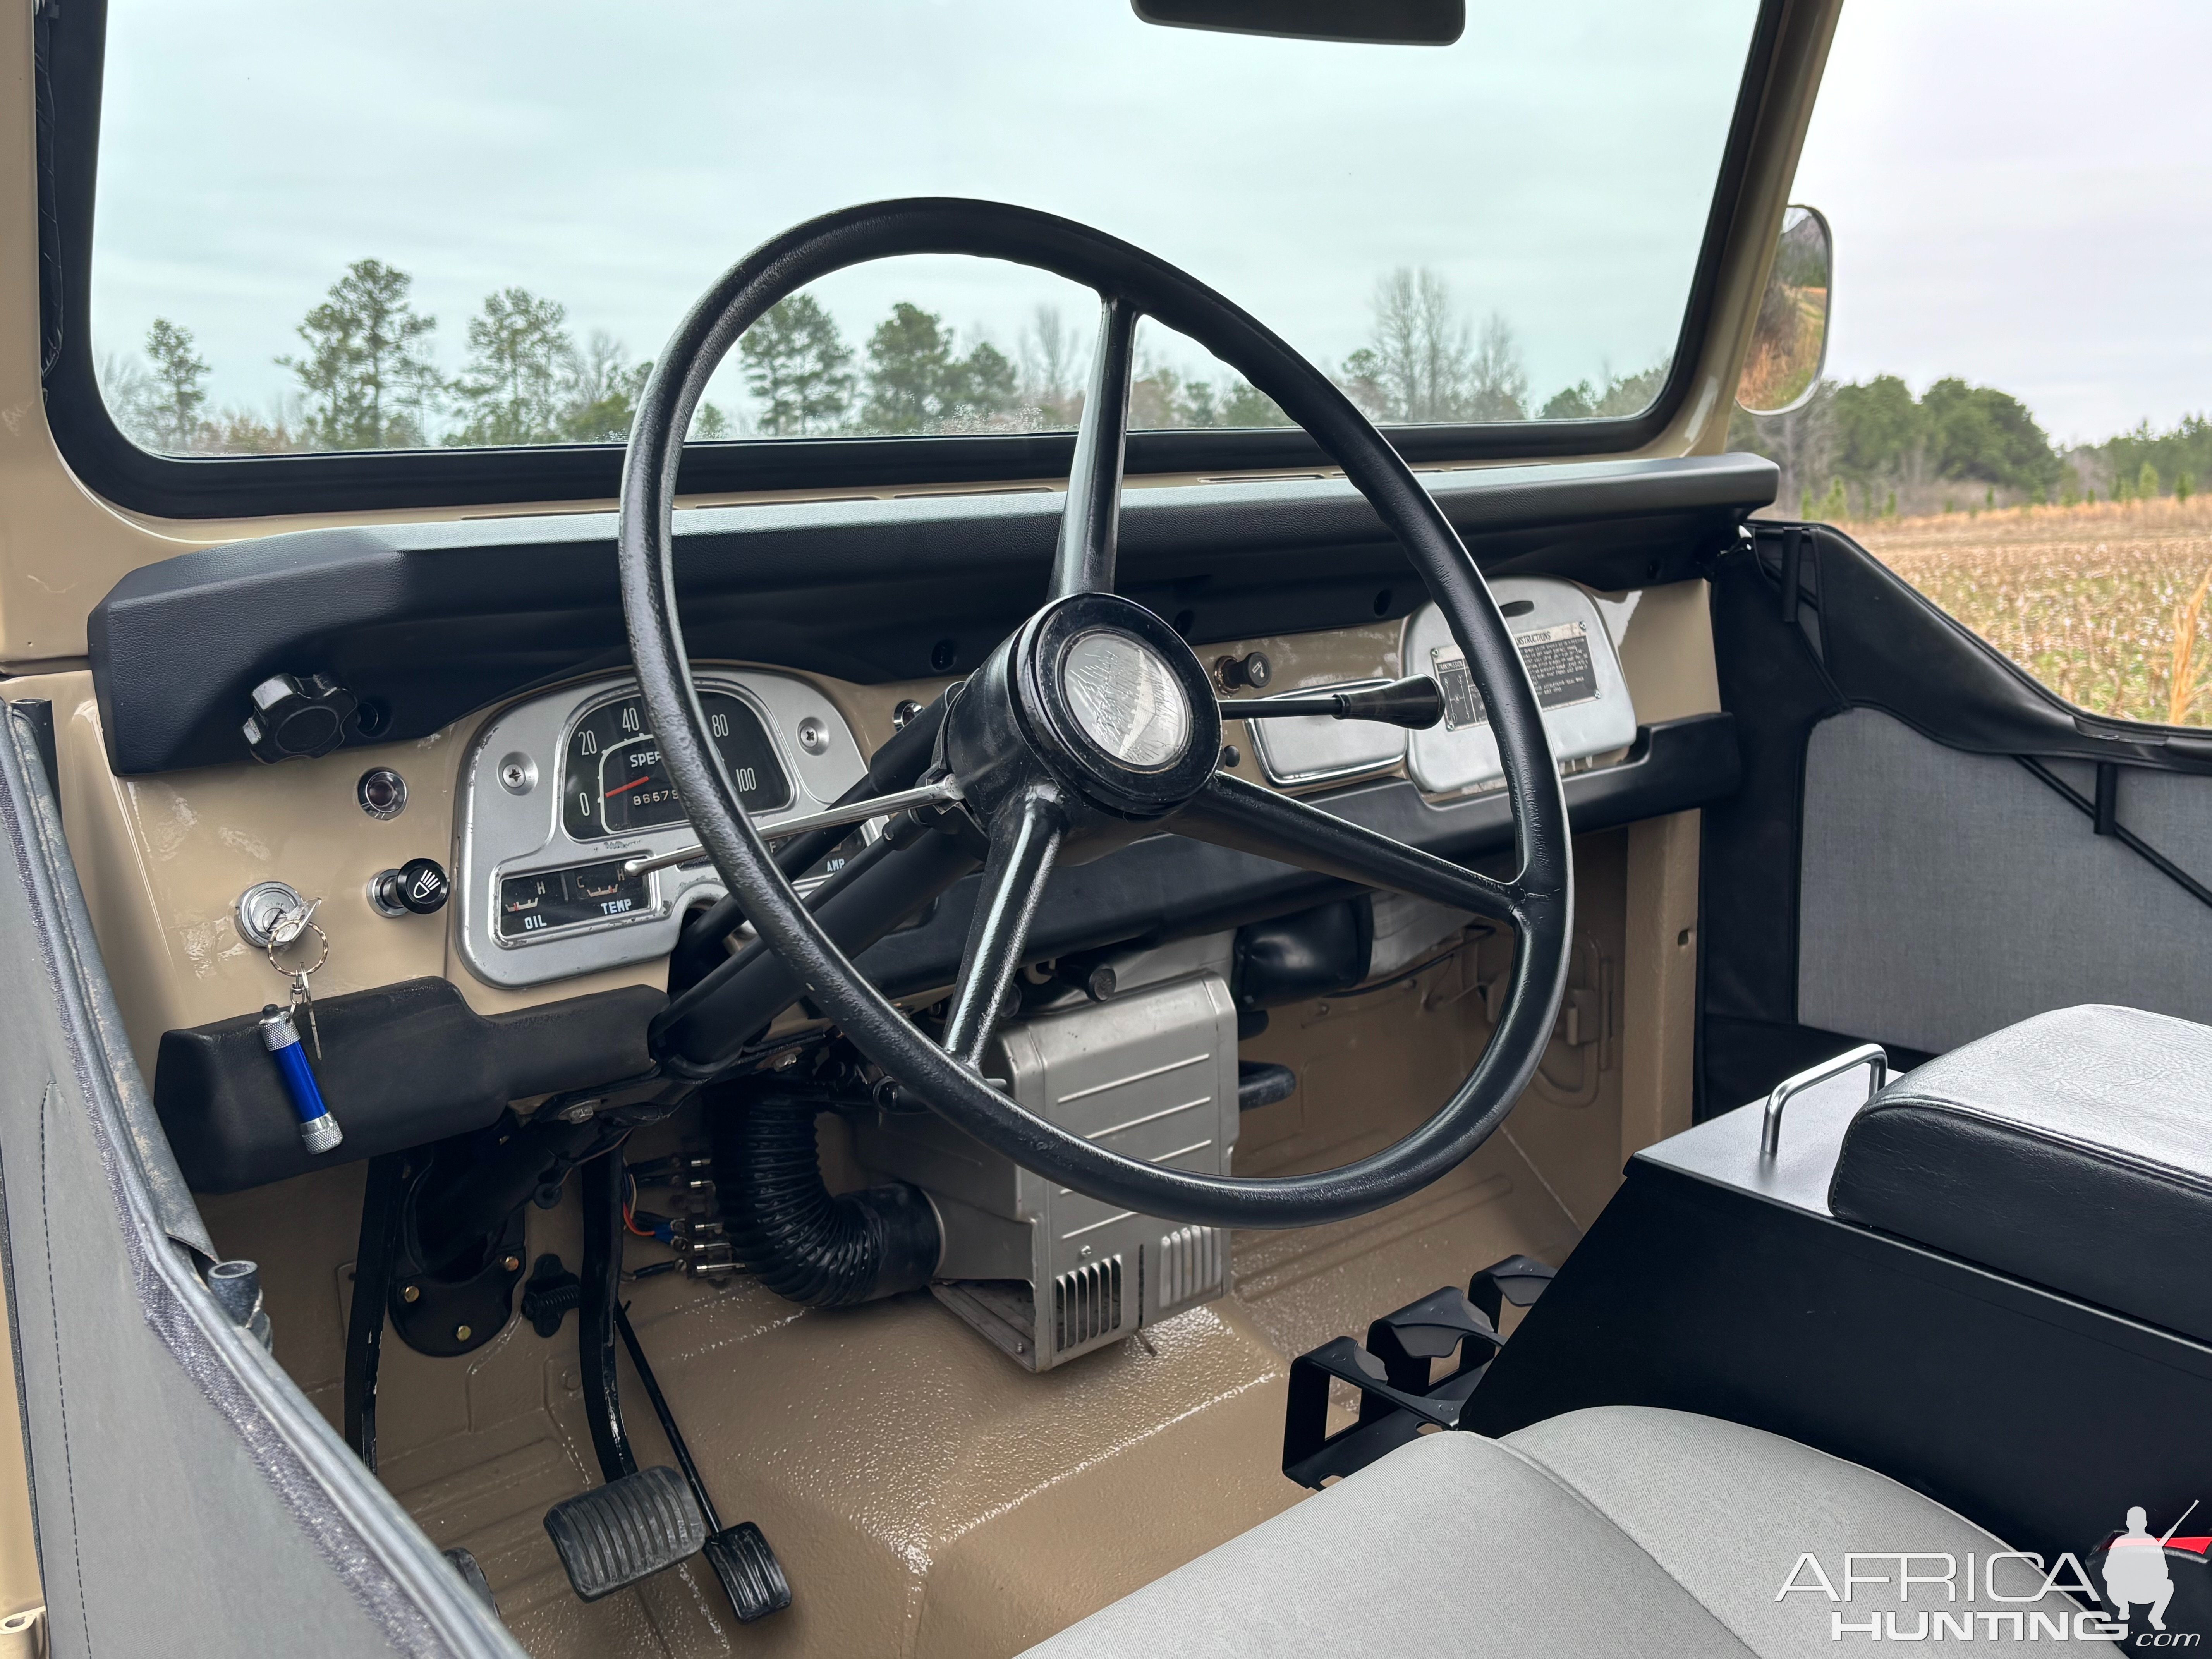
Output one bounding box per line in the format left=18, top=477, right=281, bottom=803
left=1838, top=495, right=2212, bottom=728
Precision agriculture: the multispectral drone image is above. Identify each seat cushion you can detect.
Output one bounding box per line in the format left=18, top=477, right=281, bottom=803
left=1829, top=1003, right=2212, bottom=1342
left=1020, top=1407, right=2106, bottom=1657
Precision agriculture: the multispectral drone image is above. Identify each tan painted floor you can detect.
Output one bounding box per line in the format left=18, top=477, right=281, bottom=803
left=350, top=1138, right=1577, bottom=1659
left=201, top=926, right=1617, bottom=1659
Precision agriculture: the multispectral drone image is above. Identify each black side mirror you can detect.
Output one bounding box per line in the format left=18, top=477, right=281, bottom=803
left=1132, top=0, right=1464, bottom=47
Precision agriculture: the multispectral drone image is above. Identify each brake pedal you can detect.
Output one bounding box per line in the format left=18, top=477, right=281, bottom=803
left=544, top=1466, right=708, bottom=1602
left=703, top=1522, right=793, bottom=1623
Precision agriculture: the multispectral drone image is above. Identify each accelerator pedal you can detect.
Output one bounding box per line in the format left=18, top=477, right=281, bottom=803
left=442, top=1547, right=500, bottom=1614
left=544, top=1466, right=707, bottom=1602
left=703, top=1521, right=793, bottom=1623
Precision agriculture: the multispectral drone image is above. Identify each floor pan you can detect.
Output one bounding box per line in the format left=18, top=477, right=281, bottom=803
left=383, top=1124, right=1578, bottom=1659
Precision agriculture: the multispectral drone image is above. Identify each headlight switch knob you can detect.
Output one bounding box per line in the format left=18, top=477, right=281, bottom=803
left=369, top=857, right=450, bottom=918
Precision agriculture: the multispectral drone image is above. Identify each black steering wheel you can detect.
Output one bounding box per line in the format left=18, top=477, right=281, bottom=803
left=618, top=199, right=1571, bottom=1230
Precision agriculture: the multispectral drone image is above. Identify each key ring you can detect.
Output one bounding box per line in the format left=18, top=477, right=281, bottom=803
left=267, top=921, right=328, bottom=984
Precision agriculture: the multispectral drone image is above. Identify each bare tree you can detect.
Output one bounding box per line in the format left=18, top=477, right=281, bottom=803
left=1020, top=304, right=1083, bottom=426
left=1371, top=267, right=1470, bottom=421
left=1466, top=311, right=1528, bottom=422
left=98, top=350, right=159, bottom=447
left=1751, top=377, right=1837, bottom=513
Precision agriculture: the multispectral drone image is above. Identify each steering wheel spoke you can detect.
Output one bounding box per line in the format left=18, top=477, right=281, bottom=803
left=940, top=783, right=1069, bottom=1065
left=1172, top=772, right=1524, bottom=927
left=1049, top=295, right=1139, bottom=599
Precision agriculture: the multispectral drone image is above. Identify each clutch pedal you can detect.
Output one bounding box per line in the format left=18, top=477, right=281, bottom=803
left=544, top=1465, right=708, bottom=1602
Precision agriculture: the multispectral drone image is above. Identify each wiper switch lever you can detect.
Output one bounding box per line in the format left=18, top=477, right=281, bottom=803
left=1223, top=675, right=1444, bottom=731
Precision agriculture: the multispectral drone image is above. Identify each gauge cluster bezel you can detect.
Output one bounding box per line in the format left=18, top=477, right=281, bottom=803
left=455, top=668, right=869, bottom=989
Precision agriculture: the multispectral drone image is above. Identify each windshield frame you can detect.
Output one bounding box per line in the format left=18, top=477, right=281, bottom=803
left=37, top=0, right=1785, bottom=520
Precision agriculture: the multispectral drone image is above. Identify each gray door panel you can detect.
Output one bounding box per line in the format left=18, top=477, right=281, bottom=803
left=0, top=701, right=519, bottom=1659
left=1799, top=708, right=2212, bottom=1055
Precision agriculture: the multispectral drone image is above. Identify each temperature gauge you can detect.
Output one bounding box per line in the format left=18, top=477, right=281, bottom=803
left=561, top=690, right=793, bottom=842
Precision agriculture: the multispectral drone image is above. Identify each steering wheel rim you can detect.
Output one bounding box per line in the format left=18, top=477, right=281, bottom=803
left=618, top=198, right=1572, bottom=1230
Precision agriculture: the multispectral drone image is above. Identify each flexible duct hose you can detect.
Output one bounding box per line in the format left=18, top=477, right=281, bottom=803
left=709, top=1086, right=941, bottom=1307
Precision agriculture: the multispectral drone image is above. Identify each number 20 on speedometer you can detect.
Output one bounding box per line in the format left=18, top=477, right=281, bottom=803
left=560, top=691, right=793, bottom=841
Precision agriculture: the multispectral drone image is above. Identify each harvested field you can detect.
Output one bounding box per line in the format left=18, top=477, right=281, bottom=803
left=1838, top=495, right=2212, bottom=728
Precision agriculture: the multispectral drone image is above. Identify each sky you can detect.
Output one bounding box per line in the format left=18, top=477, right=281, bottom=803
left=89, top=1, right=2212, bottom=450
left=88, top=0, right=1758, bottom=433
left=1796, top=0, right=2212, bottom=446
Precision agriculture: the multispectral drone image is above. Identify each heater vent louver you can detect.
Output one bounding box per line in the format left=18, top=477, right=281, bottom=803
left=1153, top=1224, right=1225, bottom=1316
left=1053, top=1255, right=1125, bottom=1352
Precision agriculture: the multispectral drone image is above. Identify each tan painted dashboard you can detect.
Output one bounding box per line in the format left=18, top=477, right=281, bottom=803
left=6, top=579, right=1714, bottom=1078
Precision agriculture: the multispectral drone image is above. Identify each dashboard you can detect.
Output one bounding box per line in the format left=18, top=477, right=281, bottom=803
left=45, top=453, right=1764, bottom=1086
left=457, top=670, right=874, bottom=988
left=444, top=577, right=1646, bottom=993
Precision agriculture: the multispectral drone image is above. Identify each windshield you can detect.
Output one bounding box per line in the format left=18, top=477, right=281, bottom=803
left=90, top=1, right=1760, bottom=457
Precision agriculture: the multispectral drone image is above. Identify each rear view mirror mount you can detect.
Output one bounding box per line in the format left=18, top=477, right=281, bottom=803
left=1132, top=0, right=1465, bottom=48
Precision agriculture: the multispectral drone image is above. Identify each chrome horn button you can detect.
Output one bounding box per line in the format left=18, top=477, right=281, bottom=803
left=942, top=591, right=1223, bottom=826
left=1059, top=629, right=1192, bottom=772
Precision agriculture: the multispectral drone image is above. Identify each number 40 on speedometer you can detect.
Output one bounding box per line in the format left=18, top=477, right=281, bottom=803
left=560, top=691, right=794, bottom=842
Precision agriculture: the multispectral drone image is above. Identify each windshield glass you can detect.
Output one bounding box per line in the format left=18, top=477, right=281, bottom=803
left=90, top=1, right=1760, bottom=457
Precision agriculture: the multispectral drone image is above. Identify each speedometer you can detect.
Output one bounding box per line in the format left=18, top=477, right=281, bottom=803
left=560, top=689, right=793, bottom=842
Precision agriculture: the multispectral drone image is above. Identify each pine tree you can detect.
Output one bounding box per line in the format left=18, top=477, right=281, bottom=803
left=740, top=295, right=855, bottom=436
left=1337, top=348, right=1391, bottom=420
left=449, top=288, right=574, bottom=446
left=144, top=318, right=210, bottom=450
left=861, top=303, right=957, bottom=434
left=1541, top=381, right=1598, bottom=420
left=946, top=339, right=1018, bottom=425
left=1219, top=379, right=1290, bottom=427
left=280, top=259, right=438, bottom=450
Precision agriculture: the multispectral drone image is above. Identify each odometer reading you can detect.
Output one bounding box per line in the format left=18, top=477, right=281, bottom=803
left=562, top=690, right=792, bottom=842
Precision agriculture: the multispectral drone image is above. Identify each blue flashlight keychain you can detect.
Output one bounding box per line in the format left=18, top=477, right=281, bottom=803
left=261, top=901, right=342, bottom=1155
left=261, top=1003, right=341, bottom=1153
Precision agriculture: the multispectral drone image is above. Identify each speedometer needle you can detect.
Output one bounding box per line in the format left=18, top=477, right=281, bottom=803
left=604, top=776, right=653, bottom=798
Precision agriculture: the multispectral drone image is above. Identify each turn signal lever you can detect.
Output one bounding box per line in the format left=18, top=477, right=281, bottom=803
left=1224, top=675, right=1445, bottom=730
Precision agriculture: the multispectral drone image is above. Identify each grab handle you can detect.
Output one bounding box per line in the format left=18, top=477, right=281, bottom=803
left=1760, top=1043, right=1887, bottom=1158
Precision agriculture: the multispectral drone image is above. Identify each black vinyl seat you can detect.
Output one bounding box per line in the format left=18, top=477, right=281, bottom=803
left=1830, top=1003, right=2212, bottom=1345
